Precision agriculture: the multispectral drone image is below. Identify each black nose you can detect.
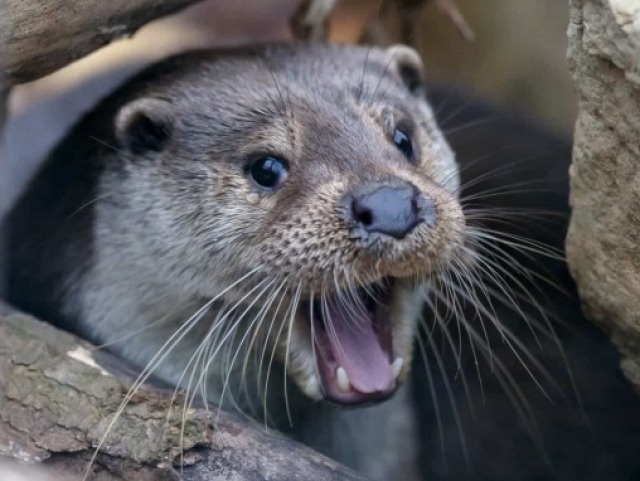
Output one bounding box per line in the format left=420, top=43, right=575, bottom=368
left=345, top=181, right=431, bottom=239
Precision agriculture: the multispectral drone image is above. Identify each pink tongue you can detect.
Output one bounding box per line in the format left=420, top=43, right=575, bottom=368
left=325, top=295, right=393, bottom=393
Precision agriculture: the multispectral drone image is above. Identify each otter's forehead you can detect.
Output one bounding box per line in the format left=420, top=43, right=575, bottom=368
left=164, top=45, right=413, bottom=118
left=152, top=45, right=431, bottom=174
left=205, top=44, right=402, bottom=93
left=107, top=42, right=457, bottom=194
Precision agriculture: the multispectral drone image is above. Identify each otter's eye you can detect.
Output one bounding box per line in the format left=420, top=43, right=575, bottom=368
left=250, top=156, right=288, bottom=189
left=392, top=128, right=415, bottom=162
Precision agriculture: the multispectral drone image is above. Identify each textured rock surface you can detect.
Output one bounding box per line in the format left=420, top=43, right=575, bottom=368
left=566, top=0, right=640, bottom=391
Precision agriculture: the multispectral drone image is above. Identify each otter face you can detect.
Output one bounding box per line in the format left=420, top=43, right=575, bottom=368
left=110, top=44, right=465, bottom=406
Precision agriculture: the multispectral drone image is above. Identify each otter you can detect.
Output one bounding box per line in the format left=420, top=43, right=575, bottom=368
left=7, top=40, right=640, bottom=481
left=4, top=43, right=465, bottom=479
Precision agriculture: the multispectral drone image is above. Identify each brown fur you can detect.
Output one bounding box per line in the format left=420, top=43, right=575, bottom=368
left=4, top=43, right=464, bottom=479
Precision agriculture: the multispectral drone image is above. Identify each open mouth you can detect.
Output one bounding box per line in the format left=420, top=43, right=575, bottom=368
left=301, top=279, right=402, bottom=405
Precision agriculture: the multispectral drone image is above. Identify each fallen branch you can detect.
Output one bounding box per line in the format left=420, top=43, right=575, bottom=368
left=0, top=301, right=366, bottom=480
left=434, top=0, right=475, bottom=41
left=1, top=0, right=202, bottom=86
left=0, top=0, right=341, bottom=89
left=358, top=0, right=474, bottom=47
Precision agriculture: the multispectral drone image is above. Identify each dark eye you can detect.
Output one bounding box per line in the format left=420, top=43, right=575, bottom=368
left=392, top=128, right=415, bottom=162
left=249, top=156, right=289, bottom=189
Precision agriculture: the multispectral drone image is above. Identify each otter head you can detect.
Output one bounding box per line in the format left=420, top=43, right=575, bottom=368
left=110, top=44, right=465, bottom=406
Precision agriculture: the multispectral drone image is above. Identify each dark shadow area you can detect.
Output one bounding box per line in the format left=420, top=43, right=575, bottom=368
left=412, top=84, right=640, bottom=481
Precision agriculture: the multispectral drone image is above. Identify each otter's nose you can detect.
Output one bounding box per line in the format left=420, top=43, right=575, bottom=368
left=346, top=182, right=431, bottom=239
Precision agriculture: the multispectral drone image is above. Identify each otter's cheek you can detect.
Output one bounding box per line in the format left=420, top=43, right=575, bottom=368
left=270, top=311, right=324, bottom=401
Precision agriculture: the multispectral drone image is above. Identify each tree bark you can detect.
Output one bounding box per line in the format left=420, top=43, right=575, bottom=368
left=0, top=0, right=342, bottom=89
left=0, top=301, right=366, bottom=480
left=0, top=0, right=204, bottom=87
left=566, top=0, right=640, bottom=392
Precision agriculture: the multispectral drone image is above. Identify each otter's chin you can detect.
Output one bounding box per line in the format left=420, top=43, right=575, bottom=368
left=300, top=280, right=405, bottom=405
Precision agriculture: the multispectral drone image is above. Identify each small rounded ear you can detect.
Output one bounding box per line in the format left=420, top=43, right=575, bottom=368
left=385, top=44, right=425, bottom=96
left=115, top=98, right=174, bottom=155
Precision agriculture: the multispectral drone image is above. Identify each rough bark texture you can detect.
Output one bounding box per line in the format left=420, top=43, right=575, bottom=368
left=0, top=0, right=340, bottom=89
left=0, top=302, right=365, bottom=480
left=566, top=0, right=640, bottom=391
left=0, top=0, right=208, bottom=86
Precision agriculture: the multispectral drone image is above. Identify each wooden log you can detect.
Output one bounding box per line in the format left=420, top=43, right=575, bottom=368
left=0, top=0, right=202, bottom=86
left=0, top=0, right=343, bottom=89
left=0, top=301, right=366, bottom=480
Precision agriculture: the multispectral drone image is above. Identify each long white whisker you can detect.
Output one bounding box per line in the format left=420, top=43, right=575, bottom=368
left=260, top=277, right=291, bottom=425
left=418, top=315, right=469, bottom=465
left=83, top=293, right=217, bottom=481
left=282, top=284, right=303, bottom=427
left=216, top=277, right=280, bottom=421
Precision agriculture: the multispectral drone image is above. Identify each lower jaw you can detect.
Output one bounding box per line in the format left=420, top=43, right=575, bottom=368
left=323, top=390, right=398, bottom=407
left=316, top=369, right=399, bottom=406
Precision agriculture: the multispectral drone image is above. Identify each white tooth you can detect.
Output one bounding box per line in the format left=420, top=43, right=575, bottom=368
left=391, top=357, right=404, bottom=380
left=336, top=366, right=351, bottom=393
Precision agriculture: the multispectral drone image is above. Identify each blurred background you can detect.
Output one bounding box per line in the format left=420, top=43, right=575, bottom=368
left=335, top=0, right=576, bottom=133
left=425, top=0, right=575, bottom=133
left=1, top=0, right=575, bottom=221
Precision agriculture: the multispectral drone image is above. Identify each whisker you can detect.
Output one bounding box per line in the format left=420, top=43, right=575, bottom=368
left=283, top=284, right=303, bottom=427
left=445, top=277, right=559, bottom=400
left=240, top=278, right=288, bottom=410
left=260, top=278, right=291, bottom=425
left=83, top=265, right=262, bottom=480
left=424, top=288, right=474, bottom=415
left=415, top=329, right=446, bottom=453
left=173, top=278, right=272, bottom=470
left=214, top=277, right=280, bottom=427
left=321, top=285, right=346, bottom=361
left=467, top=227, right=564, bottom=261
left=67, top=193, right=113, bottom=219
left=418, top=314, right=469, bottom=465
left=83, top=295, right=215, bottom=481
left=444, top=118, right=500, bottom=137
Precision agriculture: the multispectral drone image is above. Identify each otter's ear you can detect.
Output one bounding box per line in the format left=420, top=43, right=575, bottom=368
left=385, top=45, right=425, bottom=96
left=115, top=98, right=174, bottom=155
